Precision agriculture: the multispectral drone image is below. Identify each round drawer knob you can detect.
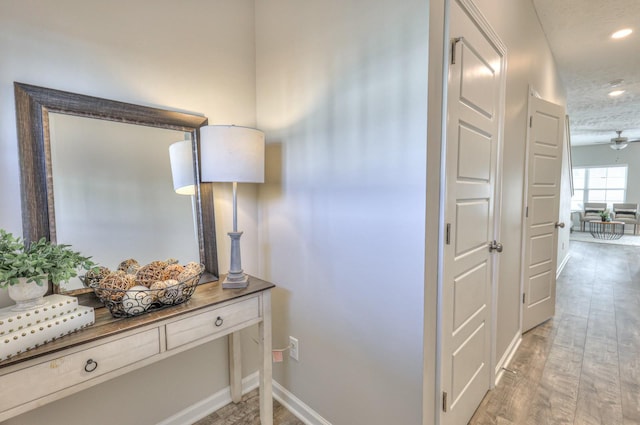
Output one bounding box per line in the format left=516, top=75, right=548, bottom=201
left=214, top=316, right=224, bottom=327
left=84, top=358, right=98, bottom=373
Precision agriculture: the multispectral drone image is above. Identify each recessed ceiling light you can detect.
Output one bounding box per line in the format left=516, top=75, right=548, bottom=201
left=609, top=90, right=626, bottom=97
left=611, top=28, right=633, bottom=39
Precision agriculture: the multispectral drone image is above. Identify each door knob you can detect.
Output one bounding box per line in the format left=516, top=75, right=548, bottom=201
left=488, top=240, right=503, bottom=253
left=555, top=222, right=565, bottom=228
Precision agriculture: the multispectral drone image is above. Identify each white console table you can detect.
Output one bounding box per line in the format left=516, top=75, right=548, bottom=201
left=0, top=277, right=274, bottom=424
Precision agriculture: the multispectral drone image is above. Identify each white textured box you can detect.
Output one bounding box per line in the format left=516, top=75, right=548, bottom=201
left=0, top=306, right=95, bottom=362
left=0, top=295, right=79, bottom=336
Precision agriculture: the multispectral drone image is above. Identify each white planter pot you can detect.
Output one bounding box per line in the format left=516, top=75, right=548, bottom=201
left=7, top=277, right=48, bottom=311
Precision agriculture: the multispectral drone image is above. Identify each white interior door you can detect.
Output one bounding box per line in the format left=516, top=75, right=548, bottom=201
left=521, top=93, right=565, bottom=333
left=440, top=1, right=506, bottom=424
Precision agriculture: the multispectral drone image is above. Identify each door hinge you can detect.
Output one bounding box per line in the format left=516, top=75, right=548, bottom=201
left=443, top=391, right=448, bottom=412
left=523, top=293, right=526, bottom=304
left=451, top=37, right=463, bottom=65
left=529, top=116, right=533, bottom=127
left=525, top=206, right=529, bottom=218
left=446, top=223, right=451, bottom=245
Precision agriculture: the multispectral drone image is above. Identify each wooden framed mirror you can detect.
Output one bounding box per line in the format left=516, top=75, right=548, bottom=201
left=14, top=82, right=218, bottom=300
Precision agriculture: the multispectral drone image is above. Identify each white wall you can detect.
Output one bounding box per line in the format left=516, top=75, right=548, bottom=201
left=572, top=143, right=640, bottom=207
left=0, top=1, right=260, bottom=423
left=255, top=0, right=429, bottom=423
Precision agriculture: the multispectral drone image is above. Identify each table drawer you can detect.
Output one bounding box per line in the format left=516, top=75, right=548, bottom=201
left=0, top=328, right=159, bottom=412
left=166, top=296, right=260, bottom=350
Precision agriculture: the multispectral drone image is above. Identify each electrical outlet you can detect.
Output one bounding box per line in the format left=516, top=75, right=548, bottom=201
left=289, top=336, right=299, bottom=361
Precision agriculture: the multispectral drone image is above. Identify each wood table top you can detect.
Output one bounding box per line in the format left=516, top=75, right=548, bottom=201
left=0, top=275, right=274, bottom=369
left=588, top=220, right=625, bottom=225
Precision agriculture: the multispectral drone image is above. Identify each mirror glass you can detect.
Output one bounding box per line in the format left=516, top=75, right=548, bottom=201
left=49, top=114, right=200, bottom=292
left=14, top=82, right=218, bottom=301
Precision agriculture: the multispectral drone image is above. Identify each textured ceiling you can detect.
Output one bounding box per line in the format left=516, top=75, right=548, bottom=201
left=532, top=0, right=640, bottom=146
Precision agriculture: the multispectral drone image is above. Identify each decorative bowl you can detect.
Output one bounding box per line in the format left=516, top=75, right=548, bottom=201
left=90, top=263, right=204, bottom=318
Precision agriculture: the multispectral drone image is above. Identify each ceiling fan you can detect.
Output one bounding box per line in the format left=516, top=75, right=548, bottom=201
left=608, top=130, right=640, bottom=150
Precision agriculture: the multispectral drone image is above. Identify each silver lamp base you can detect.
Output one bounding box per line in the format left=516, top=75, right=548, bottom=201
left=222, top=231, right=250, bottom=289
left=222, top=273, right=249, bottom=289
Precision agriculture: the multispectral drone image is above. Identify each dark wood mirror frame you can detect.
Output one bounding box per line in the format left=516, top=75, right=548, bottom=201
left=14, top=82, right=218, bottom=299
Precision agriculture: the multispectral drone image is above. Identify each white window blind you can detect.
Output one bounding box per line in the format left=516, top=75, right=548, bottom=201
left=571, top=165, right=627, bottom=211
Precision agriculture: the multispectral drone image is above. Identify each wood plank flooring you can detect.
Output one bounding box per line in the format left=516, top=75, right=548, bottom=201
left=192, top=390, right=303, bottom=425
left=470, top=240, right=640, bottom=425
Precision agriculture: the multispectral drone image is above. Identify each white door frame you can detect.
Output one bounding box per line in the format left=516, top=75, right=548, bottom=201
left=435, top=0, right=507, bottom=423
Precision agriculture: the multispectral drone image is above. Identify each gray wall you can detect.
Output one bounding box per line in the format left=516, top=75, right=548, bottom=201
left=255, top=0, right=429, bottom=423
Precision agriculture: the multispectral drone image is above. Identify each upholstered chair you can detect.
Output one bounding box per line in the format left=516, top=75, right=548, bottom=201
left=612, top=203, right=639, bottom=234
left=579, top=202, right=607, bottom=231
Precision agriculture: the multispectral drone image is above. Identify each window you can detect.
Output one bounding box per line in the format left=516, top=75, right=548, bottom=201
left=571, top=165, right=627, bottom=211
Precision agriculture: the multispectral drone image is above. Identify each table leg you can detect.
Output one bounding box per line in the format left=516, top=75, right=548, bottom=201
left=259, top=290, right=273, bottom=425
left=229, top=332, right=242, bottom=403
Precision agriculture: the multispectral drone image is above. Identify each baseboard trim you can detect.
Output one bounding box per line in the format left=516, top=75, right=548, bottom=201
left=157, top=372, right=333, bottom=425
left=157, top=372, right=259, bottom=425
left=494, top=332, right=521, bottom=386
left=272, top=380, right=332, bottom=425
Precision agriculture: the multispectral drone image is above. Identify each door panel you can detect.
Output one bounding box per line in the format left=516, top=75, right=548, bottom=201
left=451, top=322, right=486, bottom=404
left=441, top=1, right=506, bottom=424
left=456, top=201, right=490, bottom=255
left=460, top=48, right=496, bottom=116
left=531, top=195, right=556, bottom=223
left=522, top=95, right=565, bottom=332
left=530, top=234, right=553, bottom=265
left=458, top=126, right=492, bottom=181
left=529, top=271, right=552, bottom=304
left=533, top=155, right=558, bottom=183
left=453, top=263, right=488, bottom=331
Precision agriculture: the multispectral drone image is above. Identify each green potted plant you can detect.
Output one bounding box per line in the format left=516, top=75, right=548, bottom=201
left=0, top=229, right=96, bottom=311
left=599, top=209, right=611, bottom=222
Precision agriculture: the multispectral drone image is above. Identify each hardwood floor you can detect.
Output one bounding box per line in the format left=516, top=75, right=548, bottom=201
left=470, top=240, right=640, bottom=425
left=192, top=390, right=304, bottom=425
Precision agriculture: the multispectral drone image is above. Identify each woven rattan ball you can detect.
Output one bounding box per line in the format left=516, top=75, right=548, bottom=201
left=183, top=262, right=202, bottom=278
left=135, top=261, right=168, bottom=287
left=163, top=264, right=184, bottom=281
left=177, top=264, right=202, bottom=288
left=184, top=261, right=201, bottom=271
left=84, top=266, right=111, bottom=287
left=117, top=258, right=140, bottom=275
left=149, top=280, right=169, bottom=301
left=98, top=271, right=136, bottom=301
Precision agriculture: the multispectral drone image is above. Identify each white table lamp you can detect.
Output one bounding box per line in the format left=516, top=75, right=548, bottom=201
left=169, top=139, right=196, bottom=195
left=200, top=125, right=265, bottom=289
left=169, top=138, right=200, bottom=243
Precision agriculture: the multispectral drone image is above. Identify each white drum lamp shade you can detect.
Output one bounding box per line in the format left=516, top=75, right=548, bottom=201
left=200, top=126, right=265, bottom=184
left=169, top=140, right=196, bottom=195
